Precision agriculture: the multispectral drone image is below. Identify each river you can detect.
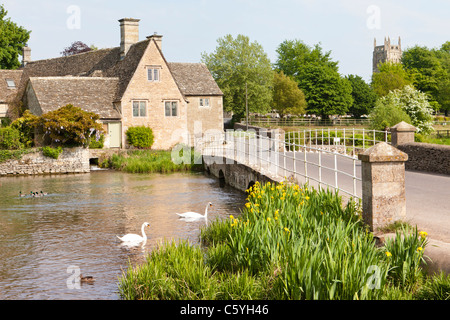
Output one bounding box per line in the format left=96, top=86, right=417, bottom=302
left=0, top=170, right=247, bottom=300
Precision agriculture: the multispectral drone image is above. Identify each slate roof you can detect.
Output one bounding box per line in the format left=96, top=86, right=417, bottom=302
left=168, top=63, right=223, bottom=96
left=0, top=70, right=23, bottom=103
left=5, top=38, right=222, bottom=120
left=28, top=77, right=121, bottom=119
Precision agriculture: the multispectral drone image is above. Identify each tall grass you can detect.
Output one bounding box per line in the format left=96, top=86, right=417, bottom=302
left=106, top=149, right=203, bottom=173
left=119, top=181, right=434, bottom=300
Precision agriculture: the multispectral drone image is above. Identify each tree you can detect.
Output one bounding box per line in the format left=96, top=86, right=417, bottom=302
left=275, top=39, right=338, bottom=79
left=29, top=104, right=103, bottom=147
left=403, top=44, right=450, bottom=115
left=60, top=41, right=92, bottom=56
left=0, top=4, right=31, bottom=69
left=201, top=34, right=273, bottom=119
left=346, top=74, right=378, bottom=118
left=370, top=85, right=434, bottom=134
left=296, top=64, right=353, bottom=118
left=275, top=40, right=352, bottom=118
left=272, top=71, right=307, bottom=117
left=369, top=99, right=411, bottom=132
left=371, top=62, right=413, bottom=97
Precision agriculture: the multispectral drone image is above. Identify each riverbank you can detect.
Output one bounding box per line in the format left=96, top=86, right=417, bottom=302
left=118, top=181, right=450, bottom=300
left=101, top=149, right=203, bottom=173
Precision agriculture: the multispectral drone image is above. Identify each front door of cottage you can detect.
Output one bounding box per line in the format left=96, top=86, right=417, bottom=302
left=108, top=122, right=121, bottom=148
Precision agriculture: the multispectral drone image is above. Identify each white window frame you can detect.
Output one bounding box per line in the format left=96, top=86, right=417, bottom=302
left=199, top=98, right=210, bottom=108
left=132, top=100, right=147, bottom=117
left=147, top=66, right=161, bottom=82
left=164, top=101, right=178, bottom=117
left=5, top=79, right=16, bottom=88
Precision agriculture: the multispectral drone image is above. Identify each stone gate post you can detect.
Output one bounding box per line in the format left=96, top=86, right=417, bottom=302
left=390, top=121, right=416, bottom=147
left=358, top=142, right=408, bottom=231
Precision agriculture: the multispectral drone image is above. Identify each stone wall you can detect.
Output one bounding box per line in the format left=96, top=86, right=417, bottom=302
left=0, top=147, right=90, bottom=175
left=396, top=142, right=450, bottom=175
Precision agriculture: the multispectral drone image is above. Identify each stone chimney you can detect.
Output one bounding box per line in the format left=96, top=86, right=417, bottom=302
left=22, top=46, right=31, bottom=66
left=147, top=33, right=163, bottom=51
left=119, top=18, right=140, bottom=59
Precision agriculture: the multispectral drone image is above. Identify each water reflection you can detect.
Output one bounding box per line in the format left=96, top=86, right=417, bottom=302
left=0, top=171, right=247, bottom=300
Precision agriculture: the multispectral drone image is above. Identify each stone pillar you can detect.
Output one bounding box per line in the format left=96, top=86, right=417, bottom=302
left=390, top=121, right=416, bottom=147
left=358, top=142, right=408, bottom=232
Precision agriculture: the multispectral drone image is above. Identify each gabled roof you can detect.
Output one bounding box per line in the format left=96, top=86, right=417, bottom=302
left=0, top=70, right=23, bottom=103
left=168, top=63, right=223, bottom=96
left=28, top=77, right=121, bottom=119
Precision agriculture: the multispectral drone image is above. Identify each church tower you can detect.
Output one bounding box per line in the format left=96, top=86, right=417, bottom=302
left=373, top=36, right=402, bottom=73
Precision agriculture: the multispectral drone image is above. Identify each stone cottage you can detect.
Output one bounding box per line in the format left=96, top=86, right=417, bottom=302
left=0, top=18, right=224, bottom=149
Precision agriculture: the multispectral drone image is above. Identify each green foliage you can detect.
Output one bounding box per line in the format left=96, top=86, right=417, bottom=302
left=415, top=272, right=450, bottom=300
left=297, top=64, right=353, bottom=118
left=10, top=110, right=39, bottom=148
left=346, top=74, right=378, bottom=117
left=201, top=34, right=273, bottom=118
left=369, top=85, right=434, bottom=134
left=403, top=44, right=450, bottom=114
left=89, top=134, right=104, bottom=149
left=369, top=98, right=412, bottom=131
left=125, top=126, right=154, bottom=149
left=275, top=40, right=352, bottom=118
left=30, top=104, right=103, bottom=147
left=272, top=71, right=307, bottom=117
left=371, top=62, right=414, bottom=97
left=0, top=4, right=31, bottom=69
left=42, top=146, right=63, bottom=159
left=0, top=148, right=35, bottom=163
left=0, top=126, right=22, bottom=150
left=107, top=149, right=202, bottom=173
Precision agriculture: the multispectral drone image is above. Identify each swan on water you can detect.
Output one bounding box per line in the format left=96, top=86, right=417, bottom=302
left=176, top=202, right=212, bottom=220
left=117, top=222, right=150, bottom=243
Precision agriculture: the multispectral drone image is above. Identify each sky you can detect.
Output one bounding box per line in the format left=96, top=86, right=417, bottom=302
left=3, top=0, right=450, bottom=82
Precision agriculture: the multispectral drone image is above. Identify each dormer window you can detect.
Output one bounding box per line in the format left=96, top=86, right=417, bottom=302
left=6, top=79, right=15, bottom=88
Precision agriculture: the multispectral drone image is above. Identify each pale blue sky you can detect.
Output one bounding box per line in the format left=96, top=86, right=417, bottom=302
left=4, top=0, right=450, bottom=81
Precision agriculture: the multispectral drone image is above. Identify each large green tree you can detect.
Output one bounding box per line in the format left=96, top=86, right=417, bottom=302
left=0, top=4, right=31, bottom=69
left=298, top=64, right=353, bottom=118
left=371, top=62, right=413, bottom=97
left=275, top=40, right=352, bottom=118
left=402, top=44, right=450, bottom=114
left=272, top=71, right=307, bottom=118
left=346, top=74, right=378, bottom=118
left=201, top=34, right=273, bottom=119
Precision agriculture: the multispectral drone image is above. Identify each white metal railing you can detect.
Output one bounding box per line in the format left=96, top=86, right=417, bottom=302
left=241, top=118, right=371, bottom=127
left=200, top=130, right=363, bottom=200
left=284, top=128, right=390, bottom=157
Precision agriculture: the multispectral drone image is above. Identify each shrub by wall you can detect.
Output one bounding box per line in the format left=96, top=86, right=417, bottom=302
left=126, top=126, right=154, bottom=149
left=0, top=127, right=23, bottom=150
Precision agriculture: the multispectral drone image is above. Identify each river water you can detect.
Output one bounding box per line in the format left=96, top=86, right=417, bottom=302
left=0, top=170, right=247, bottom=300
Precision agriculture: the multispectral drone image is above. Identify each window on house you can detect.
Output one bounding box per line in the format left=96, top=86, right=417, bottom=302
left=132, top=100, right=147, bottom=117
left=165, top=101, right=178, bottom=117
left=6, top=79, right=15, bottom=88
left=147, top=67, right=160, bottom=82
left=199, top=98, right=210, bottom=108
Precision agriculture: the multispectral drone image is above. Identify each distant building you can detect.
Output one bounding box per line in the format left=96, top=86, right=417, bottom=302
left=372, top=36, right=402, bottom=73
left=0, top=18, right=224, bottom=150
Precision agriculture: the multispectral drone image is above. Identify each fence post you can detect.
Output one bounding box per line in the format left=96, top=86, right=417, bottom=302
left=390, top=121, right=416, bottom=147
left=358, top=142, right=408, bottom=232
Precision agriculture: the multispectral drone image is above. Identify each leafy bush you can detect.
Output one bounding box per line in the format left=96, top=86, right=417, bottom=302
left=89, top=134, right=104, bottom=149
left=42, top=146, right=63, bottom=159
left=28, top=104, right=103, bottom=147
left=126, top=126, right=154, bottom=149
left=0, top=127, right=23, bottom=150
left=10, top=110, right=39, bottom=148
left=369, top=99, right=412, bottom=131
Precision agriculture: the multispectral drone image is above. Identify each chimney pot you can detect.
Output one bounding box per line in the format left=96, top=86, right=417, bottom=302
left=147, top=33, right=163, bottom=51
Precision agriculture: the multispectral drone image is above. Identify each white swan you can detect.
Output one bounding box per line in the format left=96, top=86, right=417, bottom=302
left=117, top=222, right=150, bottom=243
left=177, top=202, right=212, bottom=220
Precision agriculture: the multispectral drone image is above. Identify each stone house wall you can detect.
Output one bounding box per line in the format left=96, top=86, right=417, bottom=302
left=0, top=147, right=90, bottom=175
left=120, top=40, right=188, bottom=150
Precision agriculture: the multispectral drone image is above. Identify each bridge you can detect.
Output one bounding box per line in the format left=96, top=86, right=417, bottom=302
left=199, top=123, right=450, bottom=273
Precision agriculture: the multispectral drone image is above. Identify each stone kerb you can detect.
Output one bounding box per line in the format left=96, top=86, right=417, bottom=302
left=358, top=142, right=408, bottom=232
left=391, top=121, right=416, bottom=147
